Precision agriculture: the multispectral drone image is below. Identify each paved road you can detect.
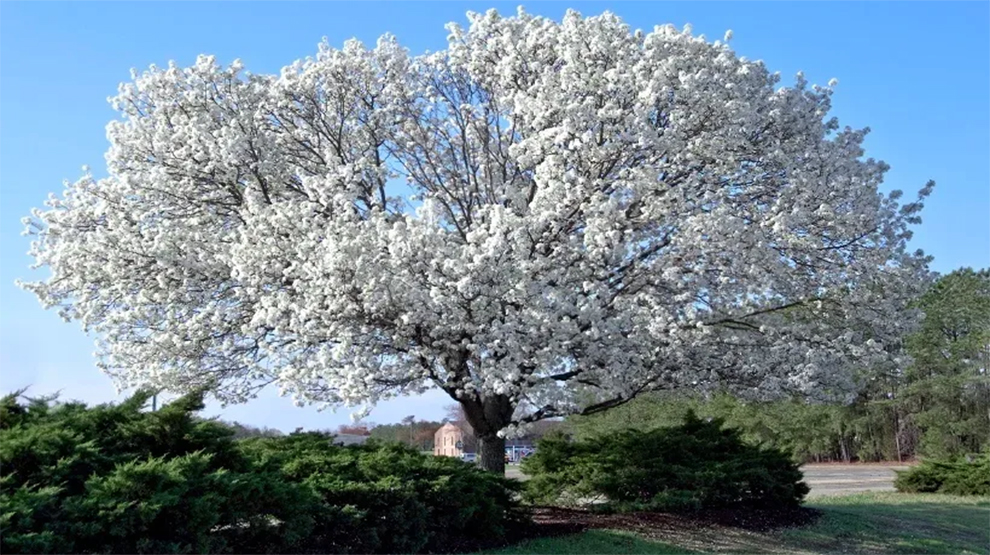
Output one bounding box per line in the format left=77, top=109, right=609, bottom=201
left=800, top=464, right=911, bottom=496
left=505, top=463, right=912, bottom=497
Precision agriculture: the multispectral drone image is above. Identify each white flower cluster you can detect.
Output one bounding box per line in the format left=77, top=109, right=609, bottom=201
left=21, top=9, right=932, bottom=435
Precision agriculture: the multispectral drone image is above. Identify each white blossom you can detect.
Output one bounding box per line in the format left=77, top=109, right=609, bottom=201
left=20, top=9, right=932, bottom=445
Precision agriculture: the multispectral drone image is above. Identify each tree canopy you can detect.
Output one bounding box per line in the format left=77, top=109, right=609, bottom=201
left=22, top=8, right=931, bottom=471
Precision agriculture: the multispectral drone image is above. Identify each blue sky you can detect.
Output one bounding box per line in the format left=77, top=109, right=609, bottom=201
left=2, top=2, right=988, bottom=431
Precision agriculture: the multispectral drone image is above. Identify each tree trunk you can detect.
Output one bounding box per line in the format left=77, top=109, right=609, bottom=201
left=478, top=434, right=506, bottom=474
left=894, top=411, right=903, bottom=463
left=456, top=386, right=516, bottom=475
left=837, top=421, right=851, bottom=463
left=455, top=388, right=514, bottom=474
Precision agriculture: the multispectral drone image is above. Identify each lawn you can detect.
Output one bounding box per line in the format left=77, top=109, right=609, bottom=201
left=483, top=493, right=990, bottom=554
left=778, top=493, right=989, bottom=554
left=485, top=530, right=690, bottom=555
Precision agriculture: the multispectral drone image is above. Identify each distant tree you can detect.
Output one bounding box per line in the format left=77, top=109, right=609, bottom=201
left=524, top=419, right=566, bottom=442
left=401, top=415, right=417, bottom=444
left=223, top=420, right=284, bottom=440
left=902, top=268, right=990, bottom=457
left=413, top=427, right=438, bottom=450
left=368, top=418, right=443, bottom=450
left=336, top=423, right=372, bottom=436
left=368, top=423, right=401, bottom=443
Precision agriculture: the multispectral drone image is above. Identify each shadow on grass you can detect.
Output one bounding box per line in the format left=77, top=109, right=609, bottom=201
left=482, top=530, right=691, bottom=555
left=779, top=496, right=990, bottom=555
left=482, top=494, right=990, bottom=554
left=483, top=505, right=818, bottom=554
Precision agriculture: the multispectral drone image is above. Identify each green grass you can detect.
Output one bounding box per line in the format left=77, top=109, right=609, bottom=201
left=484, top=493, right=990, bottom=554
left=779, top=492, right=990, bottom=554
left=484, top=530, right=691, bottom=554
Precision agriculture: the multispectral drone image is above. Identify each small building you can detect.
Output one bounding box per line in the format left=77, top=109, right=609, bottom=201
left=434, top=422, right=464, bottom=457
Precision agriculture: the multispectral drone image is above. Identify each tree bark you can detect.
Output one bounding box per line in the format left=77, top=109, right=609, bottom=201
left=457, top=392, right=513, bottom=474
left=478, top=434, right=506, bottom=474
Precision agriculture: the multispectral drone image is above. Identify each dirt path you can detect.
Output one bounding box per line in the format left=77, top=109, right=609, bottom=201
left=505, top=463, right=913, bottom=497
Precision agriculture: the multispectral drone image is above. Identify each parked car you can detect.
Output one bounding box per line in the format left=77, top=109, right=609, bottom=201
left=461, top=452, right=477, bottom=462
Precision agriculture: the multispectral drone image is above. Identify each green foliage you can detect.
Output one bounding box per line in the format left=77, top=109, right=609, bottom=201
left=0, top=390, right=318, bottom=554
left=901, top=268, right=990, bottom=459
left=0, top=392, right=521, bottom=554
left=242, top=432, right=523, bottom=553
left=522, top=411, right=808, bottom=512
left=894, top=452, right=990, bottom=496
left=64, top=453, right=316, bottom=554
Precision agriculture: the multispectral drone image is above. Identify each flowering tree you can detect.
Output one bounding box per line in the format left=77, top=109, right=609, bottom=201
left=22, top=9, right=932, bottom=473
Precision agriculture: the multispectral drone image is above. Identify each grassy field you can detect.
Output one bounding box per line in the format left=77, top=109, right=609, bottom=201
left=487, top=530, right=689, bottom=555
left=484, top=493, right=990, bottom=554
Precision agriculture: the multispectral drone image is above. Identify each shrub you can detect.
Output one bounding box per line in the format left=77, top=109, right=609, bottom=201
left=0, top=390, right=318, bottom=554
left=0, top=391, right=522, bottom=554
left=242, top=432, right=523, bottom=553
left=521, top=410, right=809, bottom=512
left=894, top=452, right=990, bottom=495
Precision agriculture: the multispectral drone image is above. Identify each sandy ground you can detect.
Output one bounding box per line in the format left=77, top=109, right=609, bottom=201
left=504, top=463, right=914, bottom=497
